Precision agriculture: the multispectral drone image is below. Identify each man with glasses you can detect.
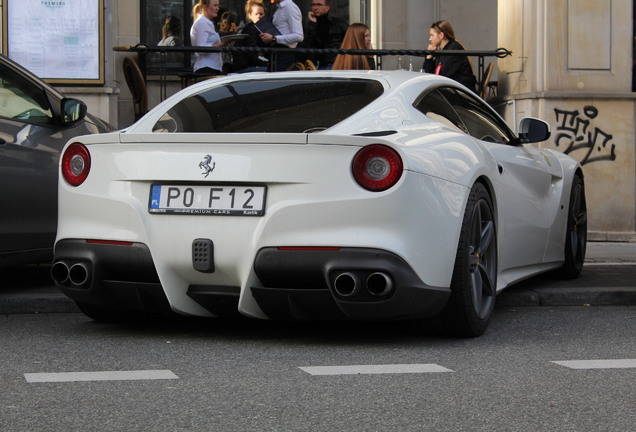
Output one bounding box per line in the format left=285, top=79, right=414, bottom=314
left=303, top=0, right=349, bottom=69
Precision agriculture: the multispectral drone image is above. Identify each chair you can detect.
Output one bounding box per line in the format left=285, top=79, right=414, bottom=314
left=486, top=81, right=498, bottom=99
left=478, top=62, right=494, bottom=99
left=122, top=57, right=148, bottom=121
left=286, top=62, right=306, bottom=71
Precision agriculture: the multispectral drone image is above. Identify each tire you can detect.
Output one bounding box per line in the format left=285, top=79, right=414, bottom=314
left=556, top=175, right=587, bottom=279
left=439, top=182, right=497, bottom=337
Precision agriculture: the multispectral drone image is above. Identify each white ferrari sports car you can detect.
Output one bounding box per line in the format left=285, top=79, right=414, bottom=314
left=52, top=70, right=587, bottom=337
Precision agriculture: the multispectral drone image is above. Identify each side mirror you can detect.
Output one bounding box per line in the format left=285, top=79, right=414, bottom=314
left=61, top=98, right=87, bottom=126
left=518, top=117, right=551, bottom=143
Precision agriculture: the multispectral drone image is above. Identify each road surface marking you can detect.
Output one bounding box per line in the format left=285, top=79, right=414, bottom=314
left=24, top=370, right=179, bottom=383
left=299, top=364, right=453, bottom=376
left=551, top=359, right=636, bottom=369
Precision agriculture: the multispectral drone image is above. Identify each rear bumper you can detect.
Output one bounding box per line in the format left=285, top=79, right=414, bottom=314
left=52, top=240, right=450, bottom=321
left=252, top=247, right=450, bottom=321
left=52, top=239, right=170, bottom=314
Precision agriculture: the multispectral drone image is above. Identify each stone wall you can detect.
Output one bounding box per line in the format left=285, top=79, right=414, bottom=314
left=498, top=0, right=636, bottom=240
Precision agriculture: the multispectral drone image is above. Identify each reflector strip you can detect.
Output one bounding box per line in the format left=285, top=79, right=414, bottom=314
left=299, top=364, right=453, bottom=376
left=278, top=247, right=341, bottom=251
left=86, top=239, right=134, bottom=246
left=551, top=359, right=636, bottom=369
left=24, top=370, right=178, bottom=383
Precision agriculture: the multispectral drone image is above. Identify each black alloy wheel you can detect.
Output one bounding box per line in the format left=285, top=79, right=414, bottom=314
left=557, top=175, right=587, bottom=278
left=440, top=182, right=497, bottom=337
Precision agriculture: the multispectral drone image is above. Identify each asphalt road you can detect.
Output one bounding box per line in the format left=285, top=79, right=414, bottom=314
left=1, top=307, right=635, bottom=431
left=1, top=243, right=635, bottom=431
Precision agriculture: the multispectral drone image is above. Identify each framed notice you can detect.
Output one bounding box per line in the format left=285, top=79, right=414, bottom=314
left=2, top=0, right=104, bottom=84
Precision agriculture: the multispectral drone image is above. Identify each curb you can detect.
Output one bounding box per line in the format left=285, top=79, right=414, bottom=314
left=496, top=261, right=636, bottom=308
left=496, top=286, right=636, bottom=308
left=2, top=257, right=635, bottom=315
left=2, top=285, right=635, bottom=315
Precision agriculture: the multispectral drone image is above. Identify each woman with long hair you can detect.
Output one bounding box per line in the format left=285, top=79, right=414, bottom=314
left=422, top=20, right=476, bottom=91
left=158, top=16, right=181, bottom=46
left=331, top=23, right=374, bottom=70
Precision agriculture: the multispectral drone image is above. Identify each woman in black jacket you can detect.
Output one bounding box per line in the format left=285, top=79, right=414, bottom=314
left=230, top=0, right=269, bottom=73
left=422, top=20, right=477, bottom=92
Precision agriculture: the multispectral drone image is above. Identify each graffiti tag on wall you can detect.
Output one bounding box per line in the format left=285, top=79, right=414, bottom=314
left=553, top=106, right=616, bottom=165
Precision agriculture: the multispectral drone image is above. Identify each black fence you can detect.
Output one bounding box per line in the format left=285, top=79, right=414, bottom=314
left=115, top=44, right=512, bottom=100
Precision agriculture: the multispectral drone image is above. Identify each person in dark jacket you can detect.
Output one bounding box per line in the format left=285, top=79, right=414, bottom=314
left=303, top=0, right=349, bottom=69
left=422, top=20, right=477, bottom=92
left=230, top=0, right=269, bottom=73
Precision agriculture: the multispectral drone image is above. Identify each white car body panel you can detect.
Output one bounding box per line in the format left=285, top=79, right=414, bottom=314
left=57, top=139, right=467, bottom=317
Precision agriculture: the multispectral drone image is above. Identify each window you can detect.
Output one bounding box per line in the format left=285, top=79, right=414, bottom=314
left=152, top=78, right=383, bottom=133
left=140, top=0, right=351, bottom=75
left=141, top=0, right=192, bottom=75
left=439, top=87, right=515, bottom=144
left=0, top=63, right=52, bottom=125
left=413, top=88, right=467, bottom=134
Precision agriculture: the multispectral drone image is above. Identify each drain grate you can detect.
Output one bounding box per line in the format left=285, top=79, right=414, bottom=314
left=192, top=238, right=214, bottom=273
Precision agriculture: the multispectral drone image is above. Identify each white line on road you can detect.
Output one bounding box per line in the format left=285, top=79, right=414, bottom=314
left=551, top=359, right=636, bottom=370
left=24, top=370, right=179, bottom=383
left=299, top=363, right=453, bottom=376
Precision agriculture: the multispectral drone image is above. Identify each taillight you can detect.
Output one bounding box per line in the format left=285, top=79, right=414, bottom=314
left=352, top=145, right=403, bottom=191
left=61, top=142, right=91, bottom=186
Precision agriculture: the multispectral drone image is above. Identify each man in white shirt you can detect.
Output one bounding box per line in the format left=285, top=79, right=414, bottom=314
left=259, top=0, right=304, bottom=71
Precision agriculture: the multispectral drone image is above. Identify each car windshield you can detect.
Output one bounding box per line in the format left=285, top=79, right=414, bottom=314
left=152, top=78, right=384, bottom=133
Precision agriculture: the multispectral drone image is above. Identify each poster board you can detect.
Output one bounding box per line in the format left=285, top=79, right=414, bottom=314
left=2, top=0, right=104, bottom=84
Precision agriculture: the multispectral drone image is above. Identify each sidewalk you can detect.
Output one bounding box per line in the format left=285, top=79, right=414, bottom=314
left=498, top=241, right=636, bottom=308
left=1, top=242, right=635, bottom=315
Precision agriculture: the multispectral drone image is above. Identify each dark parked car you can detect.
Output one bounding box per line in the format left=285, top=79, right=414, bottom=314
left=0, top=54, right=113, bottom=267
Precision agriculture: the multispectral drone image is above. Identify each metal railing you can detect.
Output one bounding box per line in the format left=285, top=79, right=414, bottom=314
left=115, top=44, right=512, bottom=100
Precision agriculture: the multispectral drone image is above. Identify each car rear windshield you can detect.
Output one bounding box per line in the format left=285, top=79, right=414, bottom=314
left=152, top=78, right=384, bottom=133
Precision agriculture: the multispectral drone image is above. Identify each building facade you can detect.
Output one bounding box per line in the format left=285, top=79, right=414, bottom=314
left=1, top=0, right=634, bottom=239
left=497, top=0, right=635, bottom=240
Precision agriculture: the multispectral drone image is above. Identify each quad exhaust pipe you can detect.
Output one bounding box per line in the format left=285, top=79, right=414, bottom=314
left=51, top=261, right=70, bottom=284
left=69, top=262, right=90, bottom=286
left=51, top=261, right=91, bottom=288
left=333, top=271, right=394, bottom=298
left=333, top=272, right=360, bottom=297
left=366, top=272, right=394, bottom=296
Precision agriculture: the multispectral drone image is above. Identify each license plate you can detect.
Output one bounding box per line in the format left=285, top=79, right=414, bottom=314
left=149, top=184, right=266, bottom=216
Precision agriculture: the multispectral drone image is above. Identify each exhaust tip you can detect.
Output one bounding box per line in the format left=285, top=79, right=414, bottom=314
left=333, top=272, right=361, bottom=297
left=51, top=261, right=70, bottom=284
left=367, top=272, right=394, bottom=296
left=68, top=262, right=90, bottom=287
